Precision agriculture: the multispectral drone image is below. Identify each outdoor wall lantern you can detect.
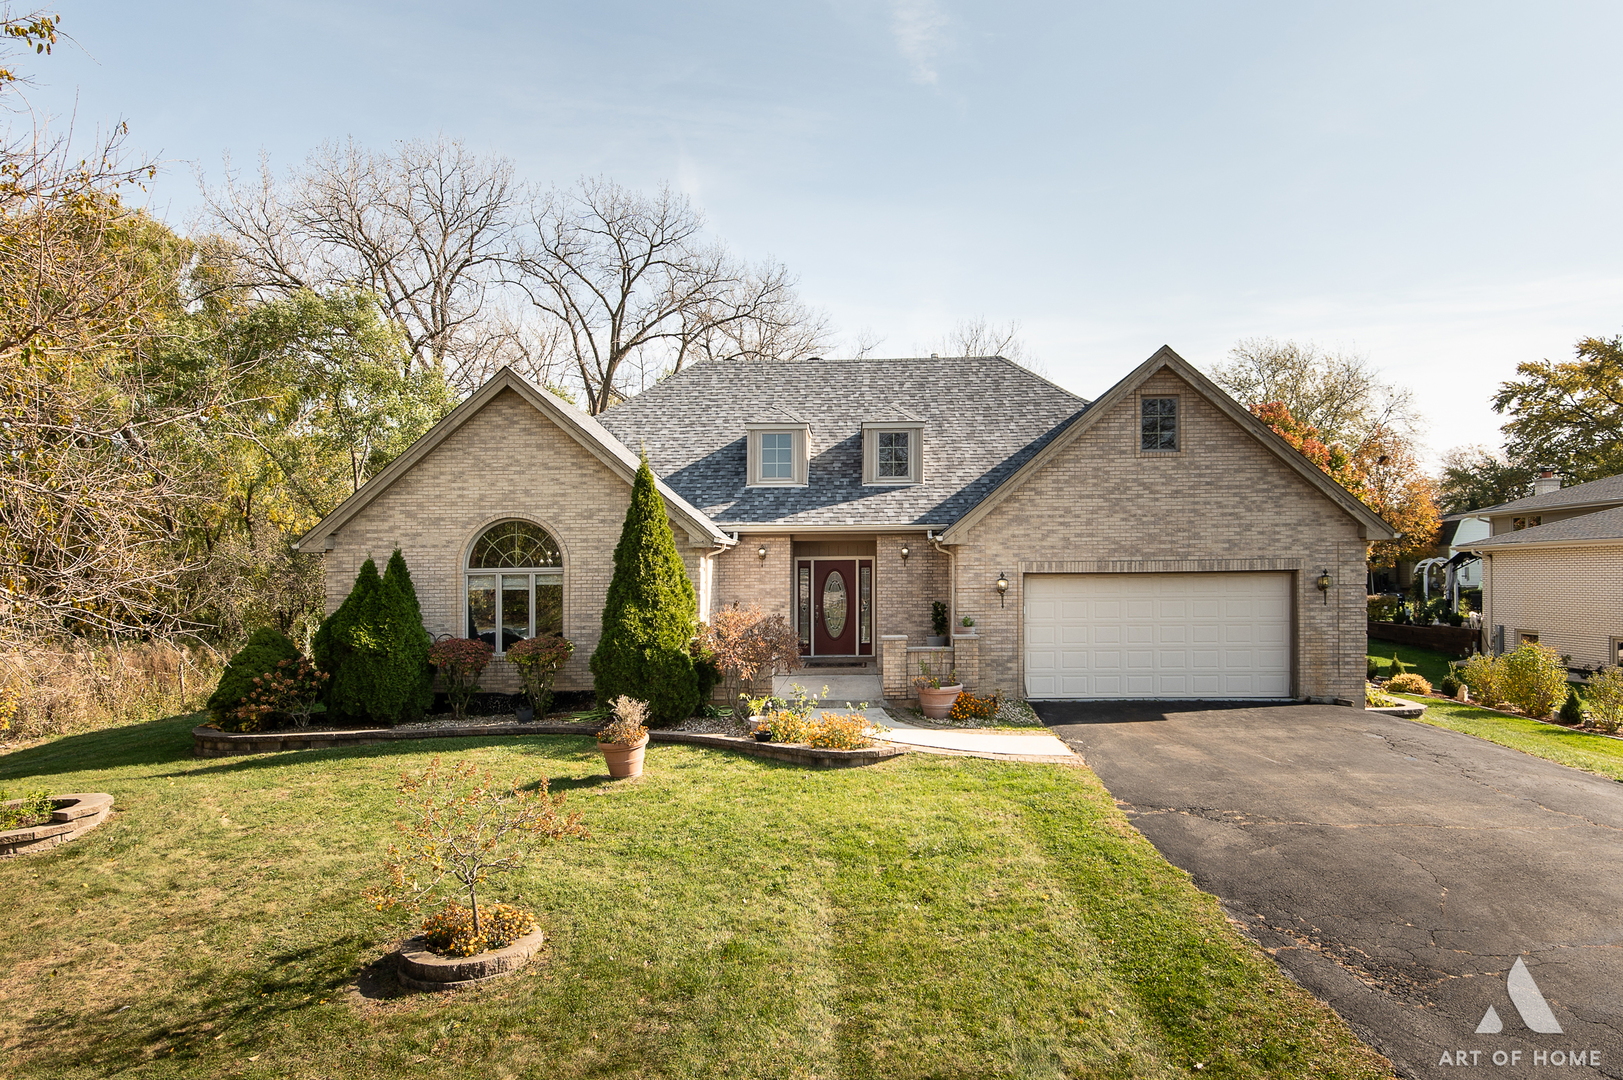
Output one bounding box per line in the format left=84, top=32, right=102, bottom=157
left=899, top=543, right=911, bottom=561
left=1316, top=568, right=1332, bottom=603
left=757, top=544, right=769, bottom=562
left=995, top=571, right=1010, bottom=607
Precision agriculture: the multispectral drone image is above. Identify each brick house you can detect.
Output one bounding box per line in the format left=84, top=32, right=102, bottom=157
left=295, top=346, right=1393, bottom=705
left=1465, top=473, right=1623, bottom=665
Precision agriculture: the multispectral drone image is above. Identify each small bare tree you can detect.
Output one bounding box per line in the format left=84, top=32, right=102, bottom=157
left=367, top=758, right=588, bottom=940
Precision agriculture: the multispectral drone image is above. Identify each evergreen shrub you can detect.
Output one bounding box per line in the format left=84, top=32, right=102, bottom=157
left=313, top=549, right=433, bottom=726
left=590, top=457, right=699, bottom=726
left=1559, top=687, right=1585, bottom=724
left=208, top=627, right=300, bottom=728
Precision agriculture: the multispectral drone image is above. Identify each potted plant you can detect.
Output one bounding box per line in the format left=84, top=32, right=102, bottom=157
left=739, top=693, right=783, bottom=738
left=505, top=633, right=575, bottom=722
left=959, top=615, right=975, bottom=631
left=928, top=601, right=950, bottom=647
left=914, top=660, right=962, bottom=719
left=597, top=695, right=651, bottom=778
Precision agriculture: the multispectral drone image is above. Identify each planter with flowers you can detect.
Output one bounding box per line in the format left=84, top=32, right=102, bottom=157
left=914, top=659, right=962, bottom=720
left=598, top=695, right=651, bottom=778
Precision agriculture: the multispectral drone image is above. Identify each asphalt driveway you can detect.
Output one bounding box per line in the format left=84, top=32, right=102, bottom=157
left=1036, top=701, right=1623, bottom=1080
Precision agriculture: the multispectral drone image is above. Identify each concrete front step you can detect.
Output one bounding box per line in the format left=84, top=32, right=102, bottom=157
left=773, top=673, right=883, bottom=706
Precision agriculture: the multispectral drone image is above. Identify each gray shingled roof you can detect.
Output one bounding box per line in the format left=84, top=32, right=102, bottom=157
left=597, top=356, right=1090, bottom=528
left=1474, top=505, right=1623, bottom=548
left=1476, top=473, right=1623, bottom=516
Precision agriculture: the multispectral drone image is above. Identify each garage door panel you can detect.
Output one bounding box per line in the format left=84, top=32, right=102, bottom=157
left=1025, top=573, right=1291, bottom=699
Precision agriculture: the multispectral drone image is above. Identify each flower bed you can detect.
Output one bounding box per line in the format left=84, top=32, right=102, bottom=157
left=0, top=793, right=114, bottom=856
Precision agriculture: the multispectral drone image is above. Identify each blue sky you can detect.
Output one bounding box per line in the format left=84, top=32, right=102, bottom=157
left=28, top=1, right=1623, bottom=460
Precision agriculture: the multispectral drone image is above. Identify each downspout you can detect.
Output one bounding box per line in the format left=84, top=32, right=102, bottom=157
left=928, top=530, right=956, bottom=628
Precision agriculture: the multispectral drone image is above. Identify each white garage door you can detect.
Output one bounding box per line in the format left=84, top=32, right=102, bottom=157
left=1024, top=573, right=1291, bottom=699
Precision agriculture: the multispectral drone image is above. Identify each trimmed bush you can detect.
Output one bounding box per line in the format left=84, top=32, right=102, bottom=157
left=590, top=456, right=699, bottom=726
left=1500, top=642, right=1568, bottom=718
left=1386, top=672, right=1432, bottom=695
left=429, top=638, right=494, bottom=721
left=207, top=627, right=300, bottom=728
left=313, top=549, right=434, bottom=726
left=1586, top=667, right=1623, bottom=733
left=1440, top=672, right=1463, bottom=698
left=1366, top=657, right=1379, bottom=680
left=1460, top=653, right=1505, bottom=706
left=507, top=633, right=575, bottom=717
left=1391, top=653, right=1410, bottom=677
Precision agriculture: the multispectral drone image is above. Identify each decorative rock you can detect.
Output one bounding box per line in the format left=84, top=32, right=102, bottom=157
left=397, top=926, right=546, bottom=992
left=0, top=793, right=114, bottom=857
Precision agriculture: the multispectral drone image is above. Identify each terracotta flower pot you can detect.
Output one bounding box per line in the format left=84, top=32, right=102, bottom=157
left=598, top=733, right=650, bottom=778
left=917, top=684, right=963, bottom=720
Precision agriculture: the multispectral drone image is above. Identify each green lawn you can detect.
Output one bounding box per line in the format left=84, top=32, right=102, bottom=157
left=1368, top=638, right=1623, bottom=782
left=0, top=714, right=1390, bottom=1080
left=1365, top=639, right=1456, bottom=687
left=1395, top=698, right=1623, bottom=783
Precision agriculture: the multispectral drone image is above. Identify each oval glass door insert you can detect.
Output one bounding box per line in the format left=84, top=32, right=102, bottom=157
left=822, top=571, right=848, bottom=637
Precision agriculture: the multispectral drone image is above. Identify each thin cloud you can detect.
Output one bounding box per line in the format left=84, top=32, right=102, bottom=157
left=891, top=0, right=949, bottom=84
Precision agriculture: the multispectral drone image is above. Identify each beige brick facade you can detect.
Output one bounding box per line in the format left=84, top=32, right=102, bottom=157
left=1481, top=545, right=1623, bottom=667
left=323, top=388, right=709, bottom=693
left=947, top=370, right=1370, bottom=703
left=323, top=365, right=1376, bottom=706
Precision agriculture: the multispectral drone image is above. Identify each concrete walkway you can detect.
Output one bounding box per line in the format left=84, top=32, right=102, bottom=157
left=864, top=708, right=1077, bottom=762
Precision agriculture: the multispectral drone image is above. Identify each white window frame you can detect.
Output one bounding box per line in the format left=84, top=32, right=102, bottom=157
left=745, top=423, right=810, bottom=487
left=464, top=520, right=565, bottom=655
left=862, top=421, right=925, bottom=485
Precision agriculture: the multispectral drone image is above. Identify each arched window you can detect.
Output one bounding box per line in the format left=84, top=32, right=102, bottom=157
left=466, top=521, right=563, bottom=652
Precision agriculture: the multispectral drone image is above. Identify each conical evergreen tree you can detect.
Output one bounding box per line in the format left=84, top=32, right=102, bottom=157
left=591, top=455, right=699, bottom=726
left=312, top=550, right=433, bottom=725
left=382, top=547, right=435, bottom=722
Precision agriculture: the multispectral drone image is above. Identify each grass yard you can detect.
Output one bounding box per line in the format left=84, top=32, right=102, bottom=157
left=1364, top=639, right=1456, bottom=687
left=1368, top=638, right=1623, bottom=782
left=0, top=714, right=1390, bottom=1080
left=1396, top=698, right=1623, bottom=783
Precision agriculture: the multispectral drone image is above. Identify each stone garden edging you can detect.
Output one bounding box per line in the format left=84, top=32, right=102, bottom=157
left=397, top=926, right=547, bottom=992
left=1366, top=703, right=1427, bottom=720
left=193, top=723, right=907, bottom=768
left=193, top=721, right=601, bottom=758
left=0, top=793, right=114, bottom=857
left=649, top=729, right=908, bottom=768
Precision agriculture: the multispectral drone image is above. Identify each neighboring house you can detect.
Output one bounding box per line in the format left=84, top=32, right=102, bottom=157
left=295, top=346, right=1394, bottom=705
left=1466, top=471, right=1623, bottom=665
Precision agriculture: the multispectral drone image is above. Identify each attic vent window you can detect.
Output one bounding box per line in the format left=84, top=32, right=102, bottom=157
left=1141, top=397, right=1178, bottom=452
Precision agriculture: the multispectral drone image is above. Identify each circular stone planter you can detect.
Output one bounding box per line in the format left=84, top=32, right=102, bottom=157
left=397, top=926, right=547, bottom=992
left=0, top=793, right=114, bottom=857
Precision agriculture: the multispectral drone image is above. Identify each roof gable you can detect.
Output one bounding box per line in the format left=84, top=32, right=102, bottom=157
left=1474, top=504, right=1623, bottom=549
left=939, top=346, right=1398, bottom=542
left=294, top=369, right=729, bottom=552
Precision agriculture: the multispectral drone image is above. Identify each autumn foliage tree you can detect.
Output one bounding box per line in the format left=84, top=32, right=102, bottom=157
left=699, top=602, right=801, bottom=709
left=1249, top=402, right=1439, bottom=569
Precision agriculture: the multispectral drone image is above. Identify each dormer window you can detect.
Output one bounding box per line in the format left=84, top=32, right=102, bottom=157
left=862, top=420, right=925, bottom=485
left=746, top=422, right=809, bottom=486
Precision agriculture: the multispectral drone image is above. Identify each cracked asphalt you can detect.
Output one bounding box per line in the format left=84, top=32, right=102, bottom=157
left=1035, top=701, right=1623, bottom=1080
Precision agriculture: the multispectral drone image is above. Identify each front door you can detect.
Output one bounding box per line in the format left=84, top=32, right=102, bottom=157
left=813, top=559, right=857, bottom=655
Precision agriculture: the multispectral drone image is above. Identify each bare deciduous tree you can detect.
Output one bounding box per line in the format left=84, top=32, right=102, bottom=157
left=1211, top=338, right=1417, bottom=450
left=516, top=178, right=830, bottom=413
left=202, top=136, right=548, bottom=392
left=930, top=317, right=1045, bottom=373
